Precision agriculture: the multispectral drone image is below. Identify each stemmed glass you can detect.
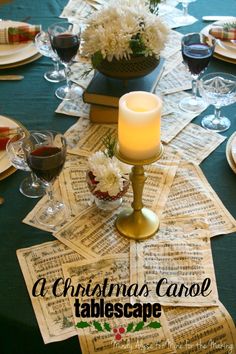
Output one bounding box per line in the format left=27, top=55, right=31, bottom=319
left=179, top=32, right=216, bottom=113
left=175, top=0, right=196, bottom=26
left=23, top=131, right=67, bottom=228
left=6, top=130, right=46, bottom=198
left=199, top=72, right=236, bottom=132
left=35, top=31, right=65, bottom=83
left=48, top=21, right=82, bottom=100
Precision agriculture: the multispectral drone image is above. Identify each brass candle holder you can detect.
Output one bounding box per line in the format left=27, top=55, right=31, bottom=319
left=115, top=143, right=164, bottom=241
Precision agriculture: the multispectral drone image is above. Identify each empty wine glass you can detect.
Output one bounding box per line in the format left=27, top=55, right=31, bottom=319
left=35, top=31, right=65, bottom=83
left=174, top=0, right=196, bottom=26
left=179, top=32, right=216, bottom=113
left=48, top=21, right=82, bottom=100
left=23, top=131, right=67, bottom=228
left=6, top=130, right=46, bottom=198
left=199, top=72, right=236, bottom=132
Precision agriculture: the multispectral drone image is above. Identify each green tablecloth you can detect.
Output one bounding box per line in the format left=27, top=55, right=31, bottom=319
left=0, top=1, right=235, bottom=353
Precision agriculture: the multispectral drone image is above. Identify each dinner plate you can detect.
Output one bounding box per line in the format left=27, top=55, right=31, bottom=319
left=231, top=134, right=236, bottom=165
left=201, top=18, right=236, bottom=62
left=226, top=132, right=236, bottom=174
left=0, top=52, right=41, bottom=69
left=0, top=115, right=27, bottom=179
left=0, top=20, right=34, bottom=57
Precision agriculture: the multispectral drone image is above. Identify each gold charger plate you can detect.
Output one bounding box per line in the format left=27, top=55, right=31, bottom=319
left=0, top=52, right=42, bottom=69
left=214, top=53, right=236, bottom=65
left=0, top=115, right=28, bottom=181
left=226, top=132, right=236, bottom=174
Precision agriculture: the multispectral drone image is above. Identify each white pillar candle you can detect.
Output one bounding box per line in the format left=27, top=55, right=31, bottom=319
left=118, top=91, right=162, bottom=161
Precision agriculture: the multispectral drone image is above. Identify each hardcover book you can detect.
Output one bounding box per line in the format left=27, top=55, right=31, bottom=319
left=83, top=57, right=165, bottom=108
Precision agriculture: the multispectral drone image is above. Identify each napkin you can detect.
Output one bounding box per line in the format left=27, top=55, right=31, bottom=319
left=209, top=25, right=236, bottom=41
left=0, top=127, right=17, bottom=150
left=0, top=24, right=41, bottom=44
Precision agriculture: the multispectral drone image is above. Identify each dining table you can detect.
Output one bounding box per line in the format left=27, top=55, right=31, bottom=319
left=0, top=0, right=236, bottom=353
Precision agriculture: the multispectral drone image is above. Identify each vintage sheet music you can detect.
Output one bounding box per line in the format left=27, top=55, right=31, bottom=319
left=164, top=303, right=236, bottom=353
left=56, top=91, right=90, bottom=118
left=166, top=123, right=226, bottom=164
left=130, top=218, right=219, bottom=306
left=62, top=255, right=175, bottom=354
left=16, top=240, right=90, bottom=343
left=53, top=205, right=130, bottom=258
left=156, top=63, right=192, bottom=96
left=162, top=162, right=236, bottom=236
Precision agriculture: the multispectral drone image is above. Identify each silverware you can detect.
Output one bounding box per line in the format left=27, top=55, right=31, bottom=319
left=0, top=75, right=24, bottom=80
left=202, top=16, right=235, bottom=22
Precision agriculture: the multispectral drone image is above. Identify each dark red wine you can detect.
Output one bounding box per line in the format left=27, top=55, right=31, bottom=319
left=27, top=146, right=65, bottom=183
left=182, top=44, right=213, bottom=75
left=51, top=33, right=80, bottom=63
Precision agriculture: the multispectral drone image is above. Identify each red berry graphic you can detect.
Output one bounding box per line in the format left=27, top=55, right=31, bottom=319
left=119, top=327, right=125, bottom=334
left=115, top=334, right=122, bottom=341
left=113, top=328, right=118, bottom=334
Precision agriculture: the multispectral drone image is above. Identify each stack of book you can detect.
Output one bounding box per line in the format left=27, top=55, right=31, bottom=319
left=83, top=58, right=164, bottom=124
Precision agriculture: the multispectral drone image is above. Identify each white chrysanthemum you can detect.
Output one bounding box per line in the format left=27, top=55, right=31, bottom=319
left=81, top=0, right=169, bottom=62
left=88, top=151, right=129, bottom=196
left=88, top=151, right=108, bottom=176
left=95, top=162, right=125, bottom=196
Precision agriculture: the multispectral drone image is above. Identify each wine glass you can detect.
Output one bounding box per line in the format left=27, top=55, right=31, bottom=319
left=23, top=131, right=67, bottom=228
left=35, top=31, right=65, bottom=83
left=179, top=32, right=216, bottom=113
left=6, top=130, right=46, bottom=198
left=199, top=72, right=236, bottom=132
left=48, top=21, right=82, bottom=100
left=174, top=0, right=196, bottom=26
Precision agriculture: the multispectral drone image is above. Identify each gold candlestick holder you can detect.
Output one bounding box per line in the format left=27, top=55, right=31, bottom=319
left=115, top=143, right=164, bottom=241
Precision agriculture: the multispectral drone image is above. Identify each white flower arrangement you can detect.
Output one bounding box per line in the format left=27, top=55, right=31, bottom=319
left=87, top=135, right=130, bottom=197
left=81, top=0, right=169, bottom=68
left=88, top=151, right=130, bottom=197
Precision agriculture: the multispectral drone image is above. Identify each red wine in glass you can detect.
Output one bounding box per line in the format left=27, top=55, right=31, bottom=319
left=182, top=43, right=214, bottom=76
left=27, top=146, right=66, bottom=183
left=51, top=33, right=80, bottom=64
left=179, top=32, right=215, bottom=113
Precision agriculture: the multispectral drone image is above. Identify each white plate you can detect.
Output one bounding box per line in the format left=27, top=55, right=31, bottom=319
left=0, top=20, right=33, bottom=57
left=201, top=18, right=236, bottom=61
left=0, top=115, right=21, bottom=174
left=231, top=134, right=236, bottom=165
left=226, top=132, right=236, bottom=174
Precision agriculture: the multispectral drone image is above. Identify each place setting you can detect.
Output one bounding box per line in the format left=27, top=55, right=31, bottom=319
left=201, top=17, right=236, bottom=64
left=0, top=19, right=41, bottom=69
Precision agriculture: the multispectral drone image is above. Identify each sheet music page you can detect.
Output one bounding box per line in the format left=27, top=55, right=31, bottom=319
left=60, top=0, right=97, bottom=21
left=130, top=218, right=219, bottom=306
left=53, top=205, right=130, bottom=258
left=162, top=162, right=236, bottom=236
left=166, top=123, right=226, bottom=164
left=16, top=240, right=90, bottom=343
left=164, top=303, right=236, bottom=353
left=56, top=92, right=90, bottom=118
left=62, top=255, right=176, bottom=354
left=156, top=63, right=192, bottom=96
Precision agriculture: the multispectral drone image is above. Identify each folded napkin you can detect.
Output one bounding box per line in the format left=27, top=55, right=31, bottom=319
left=209, top=24, right=236, bottom=41
left=0, top=127, right=18, bottom=150
left=0, top=24, right=41, bottom=44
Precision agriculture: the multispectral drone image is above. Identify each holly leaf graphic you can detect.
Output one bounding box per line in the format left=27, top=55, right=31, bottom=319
left=134, top=321, right=144, bottom=332
left=76, top=321, right=91, bottom=329
left=104, top=322, right=111, bottom=332
left=93, top=321, right=103, bottom=332
left=126, top=323, right=134, bottom=333
left=147, top=322, right=161, bottom=329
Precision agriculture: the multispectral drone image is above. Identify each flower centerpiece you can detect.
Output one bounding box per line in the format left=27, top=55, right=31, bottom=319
left=81, top=0, right=169, bottom=79
left=86, top=135, right=130, bottom=211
